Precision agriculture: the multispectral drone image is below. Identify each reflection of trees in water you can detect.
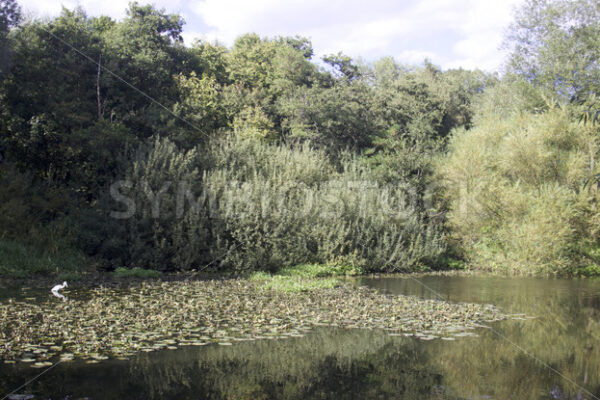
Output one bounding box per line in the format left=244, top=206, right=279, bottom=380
left=129, top=328, right=464, bottom=400
left=2, top=328, right=461, bottom=399
left=0, top=327, right=457, bottom=399
left=406, top=277, right=600, bottom=399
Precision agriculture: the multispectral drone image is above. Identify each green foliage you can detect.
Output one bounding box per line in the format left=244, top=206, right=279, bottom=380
left=190, top=40, right=229, bottom=84
left=322, top=52, right=360, bottom=81
left=0, top=2, right=500, bottom=276
left=576, top=264, right=600, bottom=277
left=114, top=267, right=161, bottom=279
left=0, top=8, right=168, bottom=192
left=202, top=137, right=445, bottom=272
left=444, top=257, right=467, bottom=271
left=279, top=80, right=379, bottom=150
left=232, top=105, right=277, bottom=141
left=0, top=162, right=66, bottom=238
left=93, top=135, right=445, bottom=273
left=172, top=71, right=225, bottom=144
left=371, top=62, right=448, bottom=142
left=0, top=239, right=88, bottom=278
left=472, top=75, right=552, bottom=121
left=110, top=136, right=207, bottom=271
left=279, top=60, right=493, bottom=155
left=439, top=107, right=600, bottom=274
left=278, top=263, right=364, bottom=278
left=504, top=0, right=600, bottom=100
left=226, top=33, right=315, bottom=92
left=0, top=162, right=94, bottom=272
left=0, top=0, right=20, bottom=76
left=99, top=3, right=189, bottom=136
left=0, top=0, right=19, bottom=34
left=205, top=135, right=332, bottom=183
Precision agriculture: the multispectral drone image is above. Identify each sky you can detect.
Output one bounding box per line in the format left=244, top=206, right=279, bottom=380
left=18, top=0, right=525, bottom=72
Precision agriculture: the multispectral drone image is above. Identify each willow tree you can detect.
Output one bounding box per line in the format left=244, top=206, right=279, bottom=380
left=504, top=0, right=600, bottom=100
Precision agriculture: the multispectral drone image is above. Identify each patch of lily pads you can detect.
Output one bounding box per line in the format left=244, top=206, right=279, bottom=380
left=0, top=279, right=512, bottom=366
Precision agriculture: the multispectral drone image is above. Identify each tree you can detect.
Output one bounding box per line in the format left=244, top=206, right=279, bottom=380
left=102, top=2, right=188, bottom=137
left=226, top=34, right=316, bottom=91
left=223, top=34, right=319, bottom=139
left=227, top=34, right=277, bottom=89
left=322, top=52, right=360, bottom=81
left=504, top=0, right=600, bottom=100
left=278, top=80, right=379, bottom=151
left=0, top=0, right=19, bottom=33
left=1, top=9, right=104, bottom=180
left=171, top=71, right=225, bottom=144
left=0, top=0, right=20, bottom=161
left=0, top=0, right=20, bottom=75
left=190, top=39, right=229, bottom=84
left=277, top=35, right=313, bottom=59
left=0, top=6, right=157, bottom=192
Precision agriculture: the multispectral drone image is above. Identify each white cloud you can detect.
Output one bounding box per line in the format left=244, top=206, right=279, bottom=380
left=444, top=0, right=523, bottom=70
left=396, top=50, right=439, bottom=65
left=20, top=0, right=183, bottom=20
left=189, top=0, right=525, bottom=70
left=19, top=0, right=525, bottom=71
left=20, top=0, right=126, bottom=19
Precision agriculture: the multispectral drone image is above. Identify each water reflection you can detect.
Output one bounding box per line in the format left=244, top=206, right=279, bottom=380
left=1, top=328, right=463, bottom=399
left=360, top=276, right=600, bottom=399
left=1, top=276, right=600, bottom=399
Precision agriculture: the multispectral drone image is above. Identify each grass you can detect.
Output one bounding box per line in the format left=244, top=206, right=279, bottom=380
left=114, top=267, right=162, bottom=279
left=0, top=239, right=89, bottom=279
left=250, top=273, right=340, bottom=293
left=248, top=264, right=352, bottom=293
left=278, top=263, right=364, bottom=278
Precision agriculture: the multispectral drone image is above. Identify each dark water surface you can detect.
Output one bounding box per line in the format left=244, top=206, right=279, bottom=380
left=1, top=276, right=600, bottom=399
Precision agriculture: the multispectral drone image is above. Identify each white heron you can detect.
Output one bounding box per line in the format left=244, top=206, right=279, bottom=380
left=51, top=281, right=68, bottom=301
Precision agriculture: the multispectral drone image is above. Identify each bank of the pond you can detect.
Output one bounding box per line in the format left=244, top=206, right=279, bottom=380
left=0, top=262, right=432, bottom=293
left=0, top=275, right=514, bottom=367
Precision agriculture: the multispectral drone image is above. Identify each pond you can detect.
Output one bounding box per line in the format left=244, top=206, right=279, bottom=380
left=1, top=276, right=599, bottom=399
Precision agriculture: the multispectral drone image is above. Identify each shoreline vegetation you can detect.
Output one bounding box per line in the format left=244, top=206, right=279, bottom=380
left=2, top=256, right=600, bottom=294
left=2, top=1, right=600, bottom=280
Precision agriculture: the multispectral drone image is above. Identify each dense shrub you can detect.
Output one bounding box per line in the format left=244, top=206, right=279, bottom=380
left=103, top=137, right=210, bottom=271
left=438, top=107, right=600, bottom=274
left=204, top=147, right=445, bottom=272
left=101, top=135, right=445, bottom=272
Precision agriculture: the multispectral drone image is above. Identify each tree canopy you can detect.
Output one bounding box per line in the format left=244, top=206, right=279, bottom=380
left=505, top=0, right=600, bottom=100
left=2, top=1, right=599, bottom=277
